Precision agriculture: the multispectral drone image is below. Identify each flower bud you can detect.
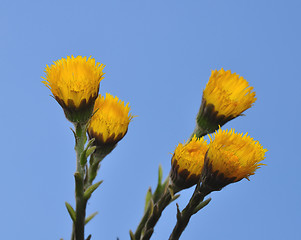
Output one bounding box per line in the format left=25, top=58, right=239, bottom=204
left=42, top=56, right=105, bottom=123
left=194, top=69, right=256, bottom=137
left=88, top=93, right=133, bottom=154
left=201, top=128, right=267, bottom=191
left=170, top=136, right=208, bottom=191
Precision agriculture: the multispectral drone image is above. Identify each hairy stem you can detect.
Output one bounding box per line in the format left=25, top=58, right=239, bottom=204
left=140, top=190, right=172, bottom=240
left=169, top=184, right=211, bottom=240
left=72, top=123, right=88, bottom=240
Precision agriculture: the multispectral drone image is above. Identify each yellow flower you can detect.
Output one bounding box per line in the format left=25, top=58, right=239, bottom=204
left=204, top=69, right=256, bottom=117
left=201, top=128, right=267, bottom=190
left=42, top=56, right=105, bottom=123
left=88, top=93, right=133, bottom=149
left=170, top=136, right=209, bottom=190
left=195, top=69, right=256, bottom=136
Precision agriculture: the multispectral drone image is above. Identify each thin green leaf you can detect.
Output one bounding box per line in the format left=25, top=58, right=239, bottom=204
left=86, top=138, right=95, bottom=149
left=80, top=150, right=88, bottom=166
left=158, top=165, right=163, bottom=184
left=85, top=212, right=98, bottom=225
left=152, top=166, right=167, bottom=203
left=144, top=187, right=152, bottom=213
left=129, top=230, right=135, bottom=240
left=171, top=194, right=180, bottom=203
left=85, top=146, right=96, bottom=159
left=65, top=202, right=76, bottom=222
left=70, top=128, right=77, bottom=144
left=84, top=180, right=103, bottom=200
left=193, top=198, right=212, bottom=214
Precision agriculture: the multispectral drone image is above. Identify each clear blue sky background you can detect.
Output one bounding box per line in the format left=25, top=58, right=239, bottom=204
left=1, top=0, right=300, bottom=239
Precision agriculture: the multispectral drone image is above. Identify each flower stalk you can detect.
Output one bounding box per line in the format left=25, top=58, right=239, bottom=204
left=169, top=183, right=212, bottom=240
left=71, top=123, right=108, bottom=240
left=85, top=154, right=103, bottom=188
left=73, top=122, right=89, bottom=240
left=140, top=189, right=172, bottom=240
left=131, top=167, right=179, bottom=240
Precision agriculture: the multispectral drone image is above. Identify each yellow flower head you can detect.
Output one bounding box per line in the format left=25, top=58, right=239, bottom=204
left=170, top=136, right=209, bottom=190
left=201, top=128, right=267, bottom=190
left=42, top=56, right=105, bottom=123
left=88, top=93, right=133, bottom=148
left=203, top=69, right=256, bottom=117
left=195, top=69, right=256, bottom=136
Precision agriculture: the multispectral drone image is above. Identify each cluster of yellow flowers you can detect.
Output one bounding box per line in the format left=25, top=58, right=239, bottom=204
left=170, top=69, right=267, bottom=191
left=42, top=56, right=267, bottom=194
left=42, top=56, right=267, bottom=240
left=42, top=55, right=133, bottom=148
left=43, top=56, right=135, bottom=240
left=43, top=57, right=267, bottom=191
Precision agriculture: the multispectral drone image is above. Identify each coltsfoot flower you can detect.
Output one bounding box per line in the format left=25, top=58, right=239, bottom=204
left=201, top=128, right=267, bottom=191
left=42, top=56, right=105, bottom=123
left=170, top=136, right=209, bottom=191
left=88, top=93, right=133, bottom=152
left=195, top=69, right=256, bottom=136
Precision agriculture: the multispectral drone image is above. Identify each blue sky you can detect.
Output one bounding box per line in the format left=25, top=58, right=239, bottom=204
left=1, top=0, right=300, bottom=239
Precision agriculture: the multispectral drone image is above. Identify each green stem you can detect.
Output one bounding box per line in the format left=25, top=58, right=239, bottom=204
left=140, top=189, right=172, bottom=240
left=73, top=123, right=88, bottom=240
left=168, top=184, right=211, bottom=240
left=85, top=145, right=115, bottom=189
left=71, top=225, right=75, bottom=240
left=134, top=202, right=153, bottom=240
left=133, top=175, right=171, bottom=240
left=190, top=125, right=207, bottom=140
left=86, top=154, right=103, bottom=188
